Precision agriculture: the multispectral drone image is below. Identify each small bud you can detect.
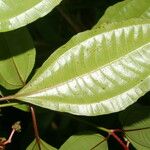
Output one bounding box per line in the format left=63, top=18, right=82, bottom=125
left=12, top=121, right=21, bottom=132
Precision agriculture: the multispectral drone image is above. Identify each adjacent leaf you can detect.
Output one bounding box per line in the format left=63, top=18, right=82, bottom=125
left=14, top=19, right=150, bottom=116
left=13, top=104, right=30, bottom=112
left=129, top=139, right=150, bottom=150
left=59, top=133, right=108, bottom=150
left=0, top=0, right=62, bottom=32
left=94, top=0, right=150, bottom=28
left=27, top=138, right=57, bottom=150
left=0, top=28, right=35, bottom=89
left=119, top=104, right=150, bottom=149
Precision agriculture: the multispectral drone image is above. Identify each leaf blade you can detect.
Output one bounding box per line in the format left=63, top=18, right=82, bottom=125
left=59, top=133, right=108, bottom=150
left=15, top=19, right=150, bottom=116
left=0, top=0, right=62, bottom=32
left=94, top=0, right=150, bottom=28
left=0, top=28, right=35, bottom=89
left=119, top=104, right=150, bottom=149
left=27, top=138, right=57, bottom=150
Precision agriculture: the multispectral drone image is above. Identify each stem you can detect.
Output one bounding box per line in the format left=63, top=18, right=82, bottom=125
left=123, top=136, right=130, bottom=148
left=113, top=129, right=123, bottom=132
left=3, top=129, right=15, bottom=145
left=0, top=103, right=19, bottom=108
left=66, top=114, right=130, bottom=149
left=1, top=121, right=21, bottom=148
left=97, top=127, right=110, bottom=133
left=0, top=95, right=14, bottom=101
left=111, top=132, right=128, bottom=150
left=30, top=106, right=41, bottom=150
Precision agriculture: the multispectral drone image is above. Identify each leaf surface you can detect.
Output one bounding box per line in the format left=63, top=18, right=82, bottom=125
left=13, top=104, right=30, bottom=112
left=0, top=28, right=35, bottom=89
left=94, top=0, right=150, bottom=28
left=27, top=138, right=57, bottom=150
left=59, top=133, right=108, bottom=150
left=14, top=19, right=150, bottom=116
left=119, top=104, right=150, bottom=149
left=0, top=0, right=62, bottom=32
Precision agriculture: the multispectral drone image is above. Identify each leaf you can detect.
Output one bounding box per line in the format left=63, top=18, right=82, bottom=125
left=59, top=133, right=108, bottom=150
left=27, top=138, right=57, bottom=150
left=0, top=28, right=35, bottom=90
left=13, top=104, right=30, bottom=112
left=14, top=19, right=150, bottom=116
left=119, top=104, right=150, bottom=149
left=94, top=0, right=150, bottom=28
left=129, top=139, right=150, bottom=150
left=0, top=0, right=62, bottom=32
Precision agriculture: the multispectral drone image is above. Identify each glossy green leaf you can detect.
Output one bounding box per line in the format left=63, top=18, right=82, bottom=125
left=27, top=138, right=57, bottom=150
left=0, top=0, right=62, bottom=32
left=0, top=28, right=35, bottom=89
left=94, top=0, right=150, bottom=28
left=14, top=19, right=150, bottom=116
left=119, top=104, right=150, bottom=149
left=59, top=133, right=108, bottom=150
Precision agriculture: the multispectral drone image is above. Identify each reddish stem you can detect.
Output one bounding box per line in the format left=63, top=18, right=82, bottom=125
left=113, top=129, right=123, bottom=132
left=111, top=132, right=128, bottom=150
left=2, top=129, right=15, bottom=145
left=30, top=106, right=41, bottom=150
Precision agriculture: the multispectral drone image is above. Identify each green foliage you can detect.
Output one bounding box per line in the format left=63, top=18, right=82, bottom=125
left=0, top=0, right=62, bottom=32
left=120, top=104, right=150, bottom=149
left=94, top=0, right=150, bottom=28
left=0, top=28, right=35, bottom=89
left=59, top=133, right=108, bottom=150
left=13, top=19, right=150, bottom=116
left=27, top=138, right=57, bottom=150
left=0, top=0, right=150, bottom=150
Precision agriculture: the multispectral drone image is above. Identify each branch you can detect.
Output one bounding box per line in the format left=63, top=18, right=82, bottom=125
left=30, top=106, right=41, bottom=150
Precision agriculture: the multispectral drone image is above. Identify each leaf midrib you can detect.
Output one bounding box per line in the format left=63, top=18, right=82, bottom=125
left=2, top=34, right=25, bottom=86
left=16, top=42, right=150, bottom=98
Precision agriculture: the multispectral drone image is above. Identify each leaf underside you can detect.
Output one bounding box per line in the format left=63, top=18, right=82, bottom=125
left=15, top=19, right=150, bottom=116
left=0, top=28, right=35, bottom=90
left=59, top=133, right=108, bottom=150
left=94, top=0, right=150, bottom=28
left=0, top=0, right=62, bottom=32
left=119, top=104, right=150, bottom=149
left=26, top=138, right=57, bottom=150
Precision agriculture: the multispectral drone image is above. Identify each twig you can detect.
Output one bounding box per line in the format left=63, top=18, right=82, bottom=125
left=30, top=106, right=41, bottom=150
left=0, top=103, right=19, bottom=108
left=110, top=131, right=128, bottom=150
left=2, top=121, right=21, bottom=146
left=0, top=96, right=14, bottom=101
